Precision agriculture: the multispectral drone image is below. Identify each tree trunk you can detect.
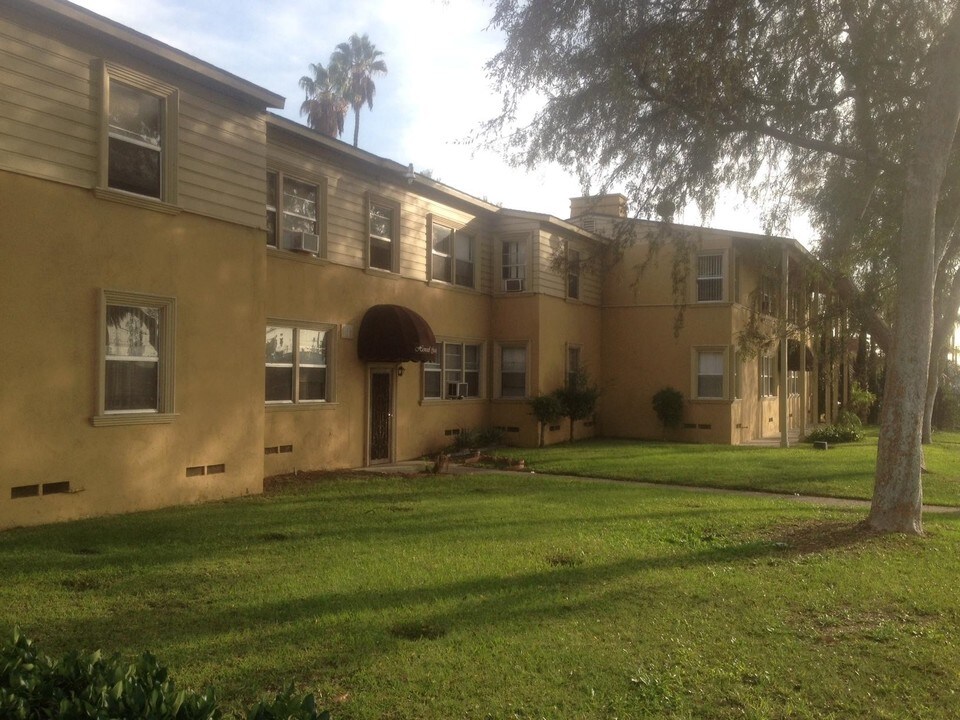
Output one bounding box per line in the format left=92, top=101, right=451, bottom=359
left=569, top=418, right=575, bottom=442
left=353, top=107, right=361, bottom=147
left=539, top=422, right=545, bottom=448
left=869, top=9, right=960, bottom=534
left=922, top=354, right=940, bottom=444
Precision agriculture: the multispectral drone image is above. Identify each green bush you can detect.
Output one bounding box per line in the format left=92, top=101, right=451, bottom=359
left=806, top=412, right=864, bottom=444
left=0, top=627, right=327, bottom=720
left=652, top=387, right=684, bottom=434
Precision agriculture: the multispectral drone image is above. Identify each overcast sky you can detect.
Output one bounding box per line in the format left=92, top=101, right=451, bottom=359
left=71, top=0, right=810, bottom=240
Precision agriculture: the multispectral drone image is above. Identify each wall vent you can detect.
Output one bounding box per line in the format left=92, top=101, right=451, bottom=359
left=279, top=445, right=294, bottom=454
left=11, top=484, right=40, bottom=499
left=206, top=464, right=225, bottom=475
left=549, top=424, right=561, bottom=432
left=697, top=423, right=712, bottom=430
left=444, top=428, right=462, bottom=437
left=42, top=481, right=70, bottom=495
left=265, top=446, right=279, bottom=455
left=186, top=466, right=205, bottom=477
left=683, top=423, right=697, bottom=429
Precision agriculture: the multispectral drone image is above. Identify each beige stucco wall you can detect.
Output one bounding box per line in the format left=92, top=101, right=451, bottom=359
left=0, top=171, right=265, bottom=529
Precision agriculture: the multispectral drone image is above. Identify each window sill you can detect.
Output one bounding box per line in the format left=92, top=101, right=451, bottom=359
left=427, top=280, right=480, bottom=294
left=492, top=397, right=528, bottom=403
left=690, top=398, right=729, bottom=404
left=420, top=397, right=486, bottom=405
left=364, top=266, right=401, bottom=280
left=495, top=289, right=535, bottom=297
left=266, top=402, right=339, bottom=412
left=267, top=247, right=328, bottom=266
left=91, top=412, right=177, bottom=427
left=94, top=187, right=181, bottom=215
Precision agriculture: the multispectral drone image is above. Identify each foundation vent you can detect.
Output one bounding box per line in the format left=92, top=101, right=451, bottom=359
left=697, top=424, right=712, bottom=430
left=279, top=445, right=293, bottom=453
left=549, top=424, right=561, bottom=432
left=186, top=466, right=205, bottom=477
left=444, top=428, right=462, bottom=437
left=42, top=481, right=70, bottom=495
left=206, top=464, right=225, bottom=475
left=683, top=423, right=697, bottom=429
left=11, top=484, right=40, bottom=499
left=265, top=446, right=280, bottom=455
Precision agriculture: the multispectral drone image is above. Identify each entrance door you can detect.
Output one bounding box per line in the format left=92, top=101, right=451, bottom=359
left=369, top=369, right=393, bottom=464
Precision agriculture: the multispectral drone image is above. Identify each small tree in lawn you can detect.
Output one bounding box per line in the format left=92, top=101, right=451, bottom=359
left=553, top=369, right=600, bottom=442
left=652, top=387, right=684, bottom=439
left=528, top=394, right=564, bottom=448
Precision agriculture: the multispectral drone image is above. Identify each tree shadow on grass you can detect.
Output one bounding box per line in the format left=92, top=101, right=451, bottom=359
left=762, top=519, right=893, bottom=556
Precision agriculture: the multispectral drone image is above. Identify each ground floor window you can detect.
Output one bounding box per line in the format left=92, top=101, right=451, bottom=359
left=266, top=324, right=333, bottom=403
left=96, top=291, right=176, bottom=424
left=760, top=354, right=775, bottom=397
left=500, top=345, right=527, bottom=398
left=788, top=369, right=800, bottom=396
left=423, top=341, right=482, bottom=399
left=697, top=350, right=725, bottom=399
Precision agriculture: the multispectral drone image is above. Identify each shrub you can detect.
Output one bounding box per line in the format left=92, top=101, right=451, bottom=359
left=476, top=426, right=505, bottom=447
left=652, top=387, right=684, bottom=435
left=847, top=382, right=877, bottom=422
left=528, top=394, right=564, bottom=447
left=0, top=627, right=327, bottom=720
left=806, top=412, right=864, bottom=444
left=552, top=369, right=601, bottom=442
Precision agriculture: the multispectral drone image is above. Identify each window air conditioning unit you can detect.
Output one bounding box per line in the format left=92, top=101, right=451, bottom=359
left=447, top=382, right=470, bottom=399
left=287, top=231, right=320, bottom=254
left=503, top=278, right=524, bottom=293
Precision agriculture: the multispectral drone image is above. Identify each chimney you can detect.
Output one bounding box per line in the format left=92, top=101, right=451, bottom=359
left=569, top=193, right=628, bottom=220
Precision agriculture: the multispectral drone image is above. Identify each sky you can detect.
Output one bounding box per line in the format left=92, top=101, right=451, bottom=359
left=70, top=0, right=810, bottom=240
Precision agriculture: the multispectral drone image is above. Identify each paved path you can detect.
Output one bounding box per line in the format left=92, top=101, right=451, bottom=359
left=357, top=459, right=960, bottom=516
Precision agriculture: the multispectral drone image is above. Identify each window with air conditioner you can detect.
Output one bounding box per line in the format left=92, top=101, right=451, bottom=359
left=501, top=238, right=527, bottom=292
left=266, top=172, right=323, bottom=256
left=423, top=341, right=482, bottom=400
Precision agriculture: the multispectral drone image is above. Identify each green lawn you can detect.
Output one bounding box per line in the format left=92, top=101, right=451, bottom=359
left=3, top=472, right=960, bottom=718
left=490, top=429, right=960, bottom=506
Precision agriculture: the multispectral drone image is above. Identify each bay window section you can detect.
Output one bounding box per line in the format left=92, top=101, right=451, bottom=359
left=502, top=238, right=526, bottom=292
left=500, top=346, right=527, bottom=398
left=431, top=219, right=475, bottom=288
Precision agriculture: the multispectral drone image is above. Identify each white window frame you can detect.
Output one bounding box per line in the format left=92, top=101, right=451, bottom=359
left=760, top=354, right=776, bottom=397
left=497, top=343, right=529, bottom=399
left=428, top=215, right=476, bottom=289
left=693, top=347, right=726, bottom=400
left=788, top=369, right=800, bottom=396
left=697, top=253, right=724, bottom=302
left=733, top=349, right=742, bottom=400
left=758, top=275, right=778, bottom=316
left=266, top=170, right=326, bottom=256
left=422, top=340, right=484, bottom=400
left=265, top=322, right=336, bottom=405
left=500, top=234, right=529, bottom=292
left=93, top=290, right=176, bottom=427
left=97, top=62, right=179, bottom=210
left=367, top=194, right=400, bottom=273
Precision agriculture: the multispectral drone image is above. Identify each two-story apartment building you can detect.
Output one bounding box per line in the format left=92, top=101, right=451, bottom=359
left=0, top=0, right=823, bottom=529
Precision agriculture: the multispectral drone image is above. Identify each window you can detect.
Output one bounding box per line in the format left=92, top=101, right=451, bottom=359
left=95, top=291, right=175, bottom=425
left=501, top=237, right=527, bottom=292
left=266, top=171, right=323, bottom=254
left=733, top=351, right=742, bottom=400
left=788, top=369, right=800, bottom=395
left=430, top=219, right=475, bottom=288
left=500, top=346, right=527, bottom=398
left=99, top=63, right=178, bottom=205
left=423, top=341, right=482, bottom=399
left=760, top=354, right=775, bottom=397
left=265, top=325, right=332, bottom=403
left=567, top=248, right=581, bottom=300
left=758, top=275, right=778, bottom=316
left=567, top=345, right=581, bottom=388
left=697, top=254, right=723, bottom=302
left=697, top=350, right=725, bottom=399
left=368, top=197, right=398, bottom=271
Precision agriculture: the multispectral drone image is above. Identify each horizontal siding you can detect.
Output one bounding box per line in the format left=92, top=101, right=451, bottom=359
left=537, top=230, right=567, bottom=299
left=0, top=16, right=97, bottom=185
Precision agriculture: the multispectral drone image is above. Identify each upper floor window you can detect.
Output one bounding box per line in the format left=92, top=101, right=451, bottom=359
left=423, top=341, right=482, bottom=399
left=697, top=254, right=723, bottom=302
left=94, top=290, right=176, bottom=426
left=430, top=219, right=475, bottom=288
left=696, top=350, right=724, bottom=399
left=758, top=275, right=778, bottom=316
left=265, top=325, right=332, bottom=403
left=502, top=238, right=527, bottom=292
left=567, top=249, right=581, bottom=300
left=99, top=63, right=178, bottom=205
left=368, top=198, right=399, bottom=272
left=266, top=171, right=323, bottom=255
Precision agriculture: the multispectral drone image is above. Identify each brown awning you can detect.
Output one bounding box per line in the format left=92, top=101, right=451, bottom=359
left=785, top=340, right=815, bottom=371
left=357, top=304, right=438, bottom=363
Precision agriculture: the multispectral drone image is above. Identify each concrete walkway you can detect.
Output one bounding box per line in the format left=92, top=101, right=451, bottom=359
left=356, top=459, right=960, bottom=516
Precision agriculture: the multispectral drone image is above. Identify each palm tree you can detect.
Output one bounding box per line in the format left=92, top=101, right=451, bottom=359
left=298, top=62, right=347, bottom=139
left=331, top=33, right=387, bottom=148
